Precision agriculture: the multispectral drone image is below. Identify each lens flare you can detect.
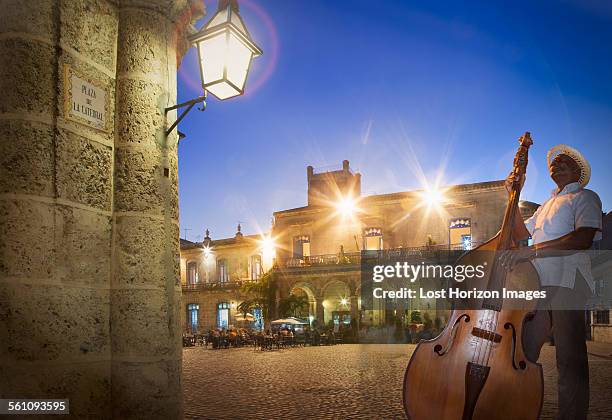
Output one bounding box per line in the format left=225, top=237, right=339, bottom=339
left=335, top=196, right=357, bottom=218
left=203, top=245, right=213, bottom=258
left=259, top=234, right=277, bottom=269
left=421, top=186, right=446, bottom=210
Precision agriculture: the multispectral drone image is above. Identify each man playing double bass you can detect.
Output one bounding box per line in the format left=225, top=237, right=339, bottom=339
left=502, top=144, right=602, bottom=420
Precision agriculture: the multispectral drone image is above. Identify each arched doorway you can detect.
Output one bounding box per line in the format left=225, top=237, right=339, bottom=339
left=287, top=282, right=317, bottom=325
left=322, top=280, right=352, bottom=328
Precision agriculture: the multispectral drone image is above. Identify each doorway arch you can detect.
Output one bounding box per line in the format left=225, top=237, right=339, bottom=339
left=288, top=282, right=317, bottom=324
left=321, top=280, right=352, bottom=327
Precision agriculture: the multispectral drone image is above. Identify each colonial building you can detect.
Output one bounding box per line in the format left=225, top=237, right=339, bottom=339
left=181, top=226, right=274, bottom=331
left=180, top=160, right=538, bottom=333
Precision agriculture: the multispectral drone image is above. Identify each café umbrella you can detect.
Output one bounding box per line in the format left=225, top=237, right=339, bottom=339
left=271, top=317, right=309, bottom=326
left=235, top=313, right=255, bottom=322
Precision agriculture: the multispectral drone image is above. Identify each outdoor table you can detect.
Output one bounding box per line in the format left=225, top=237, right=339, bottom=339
left=263, top=335, right=274, bottom=350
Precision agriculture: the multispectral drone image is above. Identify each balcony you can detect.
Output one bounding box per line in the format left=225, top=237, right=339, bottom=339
left=181, top=244, right=479, bottom=286
left=285, top=252, right=361, bottom=268
left=279, top=243, right=478, bottom=271
left=182, top=279, right=257, bottom=291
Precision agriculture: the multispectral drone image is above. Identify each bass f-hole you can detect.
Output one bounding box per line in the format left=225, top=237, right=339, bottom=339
left=504, top=322, right=527, bottom=370
left=434, top=313, right=471, bottom=356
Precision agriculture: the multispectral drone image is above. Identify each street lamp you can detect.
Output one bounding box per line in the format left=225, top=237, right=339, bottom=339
left=259, top=234, right=276, bottom=256
left=192, top=0, right=263, bottom=100
left=165, top=0, right=263, bottom=135
left=335, top=196, right=357, bottom=218
left=421, top=186, right=445, bottom=210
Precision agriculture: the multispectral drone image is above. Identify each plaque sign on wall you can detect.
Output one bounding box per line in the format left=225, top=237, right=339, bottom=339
left=64, top=65, right=108, bottom=131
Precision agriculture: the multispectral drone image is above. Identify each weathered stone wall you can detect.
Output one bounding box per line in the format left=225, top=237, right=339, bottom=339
left=0, top=0, right=196, bottom=417
left=0, top=1, right=118, bottom=417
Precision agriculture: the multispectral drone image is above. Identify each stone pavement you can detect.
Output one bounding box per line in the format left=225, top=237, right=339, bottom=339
left=183, top=342, right=612, bottom=419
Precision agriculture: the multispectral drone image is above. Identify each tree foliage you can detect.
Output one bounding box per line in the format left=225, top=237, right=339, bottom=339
left=238, top=271, right=276, bottom=327
left=278, top=294, right=309, bottom=318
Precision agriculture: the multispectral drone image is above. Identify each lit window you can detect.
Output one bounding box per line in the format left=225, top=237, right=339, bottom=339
left=293, top=235, right=310, bottom=258
left=187, top=303, right=199, bottom=333
left=364, top=228, right=383, bottom=251
left=250, top=255, right=262, bottom=280
left=217, top=259, right=228, bottom=283
left=217, top=302, right=230, bottom=329
left=449, top=218, right=471, bottom=249
left=253, top=307, right=263, bottom=330
left=187, top=261, right=199, bottom=285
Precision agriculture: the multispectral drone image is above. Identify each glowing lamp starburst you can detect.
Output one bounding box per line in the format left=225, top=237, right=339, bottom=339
left=259, top=234, right=276, bottom=268
left=335, top=197, right=357, bottom=218
left=203, top=245, right=212, bottom=258
left=421, top=187, right=445, bottom=209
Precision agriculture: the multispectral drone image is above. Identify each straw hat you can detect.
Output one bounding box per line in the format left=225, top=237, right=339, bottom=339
left=547, top=144, right=591, bottom=187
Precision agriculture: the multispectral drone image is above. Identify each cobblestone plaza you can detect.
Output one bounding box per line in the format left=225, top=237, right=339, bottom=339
left=183, top=343, right=612, bottom=419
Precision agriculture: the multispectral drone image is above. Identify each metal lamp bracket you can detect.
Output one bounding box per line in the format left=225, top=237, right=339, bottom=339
left=164, top=93, right=207, bottom=136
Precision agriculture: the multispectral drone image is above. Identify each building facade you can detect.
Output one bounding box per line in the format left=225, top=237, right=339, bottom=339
left=180, top=160, right=539, bottom=333
left=181, top=227, right=274, bottom=332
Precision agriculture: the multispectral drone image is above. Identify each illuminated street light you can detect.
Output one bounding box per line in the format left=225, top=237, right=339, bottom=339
left=259, top=234, right=276, bottom=268
left=191, top=0, right=263, bottom=100
left=421, top=186, right=445, bottom=209
left=203, top=245, right=212, bottom=259
left=335, top=196, right=357, bottom=218
left=164, top=0, right=263, bottom=135
left=259, top=235, right=276, bottom=256
left=423, top=187, right=444, bottom=207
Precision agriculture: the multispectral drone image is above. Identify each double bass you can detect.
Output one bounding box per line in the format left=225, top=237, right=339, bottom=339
left=402, top=132, right=543, bottom=419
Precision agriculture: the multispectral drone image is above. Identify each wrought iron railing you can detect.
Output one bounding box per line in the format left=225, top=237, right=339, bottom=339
left=281, top=243, right=478, bottom=268
left=182, top=244, right=480, bottom=287
left=182, top=279, right=257, bottom=291
left=285, top=252, right=362, bottom=268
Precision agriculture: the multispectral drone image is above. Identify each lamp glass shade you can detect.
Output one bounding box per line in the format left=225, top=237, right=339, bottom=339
left=226, top=32, right=253, bottom=90
left=192, top=3, right=262, bottom=100
left=198, top=34, right=227, bottom=85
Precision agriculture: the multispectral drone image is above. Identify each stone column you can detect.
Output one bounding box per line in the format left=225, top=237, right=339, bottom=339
left=0, top=1, right=118, bottom=417
left=315, top=295, right=325, bottom=326
left=110, top=1, right=189, bottom=417
left=350, top=295, right=359, bottom=327
left=1, top=0, right=198, bottom=418
left=308, top=298, right=317, bottom=323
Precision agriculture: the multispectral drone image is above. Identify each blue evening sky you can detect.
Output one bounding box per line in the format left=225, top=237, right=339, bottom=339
left=177, top=0, right=612, bottom=241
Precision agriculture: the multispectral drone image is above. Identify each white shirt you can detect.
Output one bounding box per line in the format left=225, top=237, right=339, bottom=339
left=524, top=182, right=602, bottom=291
